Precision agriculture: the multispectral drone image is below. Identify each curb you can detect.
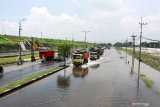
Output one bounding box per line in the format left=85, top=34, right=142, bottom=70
left=0, top=65, right=69, bottom=98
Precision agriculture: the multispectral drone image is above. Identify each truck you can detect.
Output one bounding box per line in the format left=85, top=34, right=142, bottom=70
left=39, top=50, right=54, bottom=62
left=90, top=51, right=99, bottom=60
left=72, top=52, right=89, bottom=66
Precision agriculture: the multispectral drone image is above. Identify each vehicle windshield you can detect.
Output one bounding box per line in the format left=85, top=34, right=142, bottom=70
left=90, top=52, right=97, bottom=55
left=73, top=55, right=82, bottom=59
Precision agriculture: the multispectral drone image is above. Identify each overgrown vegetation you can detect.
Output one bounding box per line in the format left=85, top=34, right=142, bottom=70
left=116, top=47, right=160, bottom=71
left=139, top=74, right=153, bottom=88
left=58, top=43, right=71, bottom=65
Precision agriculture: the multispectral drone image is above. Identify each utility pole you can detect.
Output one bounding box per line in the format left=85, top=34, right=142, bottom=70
left=125, top=39, right=128, bottom=51
left=41, top=32, right=43, bottom=38
left=94, top=41, right=96, bottom=48
left=72, top=34, right=74, bottom=52
left=52, top=38, right=54, bottom=50
left=19, top=19, right=25, bottom=61
left=81, top=31, right=90, bottom=49
left=138, top=17, right=147, bottom=82
left=131, top=34, right=137, bottom=56
left=125, top=39, right=128, bottom=64
left=131, top=34, right=137, bottom=68
left=31, top=37, right=35, bottom=62
left=66, top=37, right=67, bottom=43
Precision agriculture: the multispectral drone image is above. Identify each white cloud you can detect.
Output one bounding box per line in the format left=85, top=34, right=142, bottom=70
left=2, top=0, right=160, bottom=43
left=4, top=7, right=89, bottom=41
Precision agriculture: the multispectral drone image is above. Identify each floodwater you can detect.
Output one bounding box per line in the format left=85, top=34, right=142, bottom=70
left=0, top=49, right=160, bottom=107
left=121, top=50, right=160, bottom=94
left=0, top=61, right=65, bottom=86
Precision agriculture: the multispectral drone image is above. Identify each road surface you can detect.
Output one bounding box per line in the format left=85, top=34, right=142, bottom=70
left=0, top=49, right=160, bottom=107
left=0, top=60, right=66, bottom=86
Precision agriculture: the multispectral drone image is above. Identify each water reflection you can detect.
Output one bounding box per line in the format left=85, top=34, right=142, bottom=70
left=125, top=52, right=128, bottom=64
left=72, top=67, right=89, bottom=78
left=137, top=61, right=141, bottom=86
left=57, top=69, right=70, bottom=88
left=130, top=56, right=135, bottom=75
left=90, top=64, right=100, bottom=69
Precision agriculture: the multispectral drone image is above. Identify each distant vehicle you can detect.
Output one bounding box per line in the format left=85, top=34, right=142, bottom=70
left=54, top=53, right=65, bottom=61
left=90, top=52, right=99, bottom=60
left=0, top=66, right=4, bottom=74
left=39, top=50, right=54, bottom=62
left=72, top=51, right=89, bottom=66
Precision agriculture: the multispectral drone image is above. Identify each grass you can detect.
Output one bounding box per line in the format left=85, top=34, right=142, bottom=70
left=0, top=66, right=63, bottom=93
left=139, top=74, right=153, bottom=88
left=116, top=47, right=160, bottom=71
left=0, top=53, right=39, bottom=65
left=116, top=48, right=121, bottom=54
left=0, top=35, right=95, bottom=52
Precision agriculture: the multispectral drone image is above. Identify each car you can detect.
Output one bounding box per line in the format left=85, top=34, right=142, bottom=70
left=54, top=53, right=65, bottom=61
left=0, top=66, right=4, bottom=74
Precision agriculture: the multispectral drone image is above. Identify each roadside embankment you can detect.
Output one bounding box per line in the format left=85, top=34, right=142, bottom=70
left=116, top=47, right=160, bottom=72
left=0, top=65, right=69, bottom=97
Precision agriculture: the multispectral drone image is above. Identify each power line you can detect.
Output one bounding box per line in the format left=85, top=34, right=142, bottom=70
left=142, top=36, right=160, bottom=42
left=81, top=31, right=90, bottom=48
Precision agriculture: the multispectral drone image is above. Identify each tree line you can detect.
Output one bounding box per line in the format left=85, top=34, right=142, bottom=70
left=114, top=41, right=160, bottom=48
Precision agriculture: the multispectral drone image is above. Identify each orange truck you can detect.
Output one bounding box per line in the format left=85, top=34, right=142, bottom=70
left=72, top=52, right=89, bottom=66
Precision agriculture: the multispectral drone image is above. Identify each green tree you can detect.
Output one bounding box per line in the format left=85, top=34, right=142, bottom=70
left=58, top=43, right=71, bottom=65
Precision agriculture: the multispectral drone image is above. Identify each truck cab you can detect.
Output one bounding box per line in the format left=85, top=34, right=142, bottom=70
left=72, top=54, right=84, bottom=66
left=72, top=51, right=89, bottom=66
left=90, top=52, right=98, bottom=60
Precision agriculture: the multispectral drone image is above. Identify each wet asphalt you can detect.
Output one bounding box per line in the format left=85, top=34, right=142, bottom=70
left=0, top=49, right=160, bottom=107
left=0, top=60, right=65, bottom=86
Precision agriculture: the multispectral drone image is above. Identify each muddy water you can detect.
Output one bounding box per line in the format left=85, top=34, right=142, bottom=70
left=0, top=49, right=160, bottom=107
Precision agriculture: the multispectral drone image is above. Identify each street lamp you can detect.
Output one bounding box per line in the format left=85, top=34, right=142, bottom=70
left=81, top=31, right=90, bottom=49
left=18, top=19, right=25, bottom=65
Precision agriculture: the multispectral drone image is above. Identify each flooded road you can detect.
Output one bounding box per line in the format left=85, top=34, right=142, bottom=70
left=0, top=61, right=65, bottom=86
left=0, top=49, right=160, bottom=107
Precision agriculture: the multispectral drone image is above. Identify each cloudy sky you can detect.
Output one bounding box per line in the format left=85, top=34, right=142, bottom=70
left=0, top=0, right=160, bottom=43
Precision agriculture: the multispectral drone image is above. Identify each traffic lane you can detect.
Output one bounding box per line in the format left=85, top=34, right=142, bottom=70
left=3, top=60, right=42, bottom=73
left=0, top=61, right=65, bottom=86
left=0, top=49, right=160, bottom=107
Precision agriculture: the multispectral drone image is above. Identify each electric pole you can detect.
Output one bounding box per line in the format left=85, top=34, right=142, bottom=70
left=138, top=17, right=147, bottom=82
left=72, top=34, right=74, bottom=52
left=66, top=37, right=67, bottom=43
left=19, top=19, right=25, bottom=61
left=131, top=34, right=137, bottom=68
left=41, top=32, right=42, bottom=38
left=131, top=34, right=137, bottom=56
left=81, top=31, right=90, bottom=49
left=125, top=39, right=128, bottom=51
